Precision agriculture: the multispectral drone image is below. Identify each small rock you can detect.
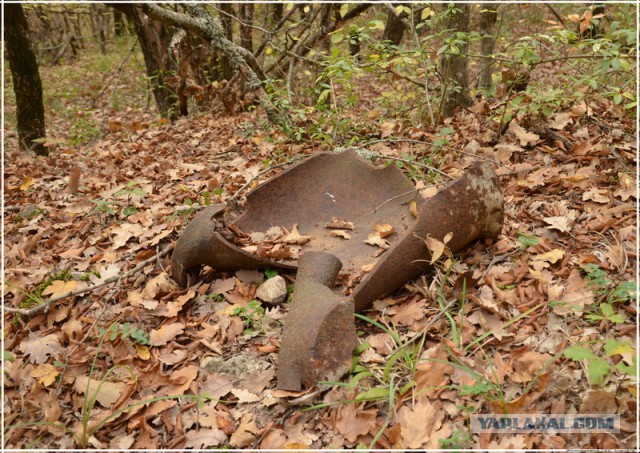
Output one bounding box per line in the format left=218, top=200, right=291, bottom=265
left=255, top=275, right=287, bottom=304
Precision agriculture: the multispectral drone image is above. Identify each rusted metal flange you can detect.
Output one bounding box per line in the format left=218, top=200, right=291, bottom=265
left=170, top=150, right=504, bottom=391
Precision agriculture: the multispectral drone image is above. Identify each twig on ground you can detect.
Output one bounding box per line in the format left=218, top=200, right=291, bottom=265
left=4, top=245, right=174, bottom=317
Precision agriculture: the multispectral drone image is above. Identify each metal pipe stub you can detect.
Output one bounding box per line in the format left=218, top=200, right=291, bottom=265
left=276, top=251, right=357, bottom=391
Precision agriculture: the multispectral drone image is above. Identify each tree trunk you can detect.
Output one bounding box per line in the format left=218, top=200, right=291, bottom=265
left=441, top=3, right=472, bottom=119
left=271, top=3, right=283, bottom=23
left=113, top=9, right=127, bottom=36
left=114, top=5, right=178, bottom=119
left=477, top=4, right=498, bottom=91
left=217, top=3, right=235, bottom=80
left=382, top=6, right=407, bottom=46
left=5, top=4, right=48, bottom=156
left=239, top=3, right=254, bottom=53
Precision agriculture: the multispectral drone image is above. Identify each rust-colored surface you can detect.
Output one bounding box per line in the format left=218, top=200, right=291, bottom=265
left=276, top=252, right=356, bottom=391
left=171, top=149, right=504, bottom=391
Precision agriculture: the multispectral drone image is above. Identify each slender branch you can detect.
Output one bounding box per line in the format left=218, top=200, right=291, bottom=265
left=92, top=39, right=137, bottom=106
left=544, top=3, right=569, bottom=29
left=5, top=246, right=174, bottom=317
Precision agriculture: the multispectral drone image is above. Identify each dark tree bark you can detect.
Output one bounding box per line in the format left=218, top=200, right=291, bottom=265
left=110, top=4, right=178, bottom=118
left=271, top=3, right=283, bottom=23
left=382, top=6, right=407, bottom=46
left=239, top=3, right=253, bottom=53
left=217, top=3, right=235, bottom=80
left=441, top=3, right=472, bottom=119
left=5, top=4, right=48, bottom=156
left=477, top=3, right=499, bottom=91
left=113, top=9, right=127, bottom=36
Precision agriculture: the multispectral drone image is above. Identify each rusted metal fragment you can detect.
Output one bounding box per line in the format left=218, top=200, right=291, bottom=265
left=170, top=150, right=504, bottom=391
left=276, top=252, right=356, bottom=391
left=171, top=205, right=295, bottom=287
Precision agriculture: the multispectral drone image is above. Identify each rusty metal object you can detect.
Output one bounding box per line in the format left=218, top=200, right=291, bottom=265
left=171, top=150, right=504, bottom=391
left=276, top=252, right=356, bottom=391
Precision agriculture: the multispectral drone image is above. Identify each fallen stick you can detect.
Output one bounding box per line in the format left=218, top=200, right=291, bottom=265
left=4, top=245, right=174, bottom=317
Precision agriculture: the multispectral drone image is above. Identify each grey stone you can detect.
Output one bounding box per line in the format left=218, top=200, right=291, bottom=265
left=255, top=275, right=287, bottom=304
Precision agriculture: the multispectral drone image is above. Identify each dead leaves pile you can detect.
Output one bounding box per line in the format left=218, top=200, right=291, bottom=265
left=4, top=63, right=637, bottom=451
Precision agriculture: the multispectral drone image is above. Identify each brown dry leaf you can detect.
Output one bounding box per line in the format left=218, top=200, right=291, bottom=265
left=582, top=187, right=609, bottom=204
left=19, top=332, right=63, bottom=364
left=155, top=289, right=195, bottom=317
left=554, top=269, right=593, bottom=315
left=414, top=345, right=454, bottom=396
left=361, top=262, right=376, bottom=273
left=282, top=224, right=311, bottom=245
left=74, top=376, right=127, bottom=408
left=614, top=172, right=636, bottom=201
left=509, top=120, right=540, bottom=147
left=390, top=297, right=425, bottom=326
left=136, top=345, right=151, bottom=360
left=229, top=414, right=260, bottom=448
left=30, top=364, right=60, bottom=387
left=334, top=403, right=377, bottom=443
left=579, top=389, right=618, bottom=414
left=424, top=233, right=451, bottom=264
left=364, top=232, right=390, bottom=249
left=374, top=222, right=395, bottom=238
left=109, top=223, right=145, bottom=248
left=530, top=249, right=565, bottom=270
left=469, top=285, right=504, bottom=318
left=149, top=322, right=185, bottom=346
left=549, top=111, right=572, bottom=130
left=395, top=397, right=450, bottom=448
left=509, top=348, right=552, bottom=383
left=184, top=428, right=227, bottom=449
left=42, top=280, right=79, bottom=298
left=543, top=216, right=572, bottom=233
left=329, top=230, right=351, bottom=239
left=142, top=272, right=177, bottom=299
left=19, top=177, right=36, bottom=191
left=380, top=120, right=396, bottom=138
left=325, top=217, right=355, bottom=230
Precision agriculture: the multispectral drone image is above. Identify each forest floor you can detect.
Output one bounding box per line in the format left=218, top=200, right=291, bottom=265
left=3, top=34, right=637, bottom=450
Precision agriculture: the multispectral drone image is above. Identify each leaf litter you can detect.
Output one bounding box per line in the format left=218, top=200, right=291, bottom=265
left=4, top=32, right=637, bottom=453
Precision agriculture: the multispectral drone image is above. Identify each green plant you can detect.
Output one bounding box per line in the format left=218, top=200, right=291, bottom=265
left=439, top=428, right=473, bottom=449
left=98, top=322, right=149, bottom=345
left=517, top=232, right=540, bottom=249
left=581, top=264, right=635, bottom=324
left=68, top=113, right=101, bottom=146
left=233, top=300, right=266, bottom=335
left=563, top=339, right=637, bottom=386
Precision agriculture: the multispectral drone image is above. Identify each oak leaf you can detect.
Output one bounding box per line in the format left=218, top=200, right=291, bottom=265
left=149, top=322, right=185, bottom=346
left=74, top=376, right=126, bottom=408
left=19, top=332, right=63, bottom=364
left=42, top=280, right=79, bottom=298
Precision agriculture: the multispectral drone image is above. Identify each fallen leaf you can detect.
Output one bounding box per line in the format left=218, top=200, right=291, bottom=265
left=509, top=348, right=552, bottom=383
left=391, top=297, right=425, bottom=326
left=364, top=232, right=389, bottom=249
left=582, top=188, right=609, bottom=204
left=509, top=120, right=539, bottom=147
left=149, top=323, right=185, bottom=346
left=136, top=345, right=151, bottom=360
left=42, top=280, right=79, bottom=298
left=74, top=376, right=126, bottom=408
left=374, top=223, right=395, bottom=238
left=230, top=414, right=259, bottom=448
left=396, top=397, right=450, bottom=448
left=19, top=332, right=63, bottom=364
left=20, top=177, right=36, bottom=191
left=329, top=230, right=351, bottom=239
left=554, top=269, right=593, bottom=315
left=549, top=112, right=572, bottom=130
left=380, top=120, right=396, bottom=138
left=184, top=428, right=227, bottom=449
left=325, top=217, right=355, bottom=230
left=282, top=224, right=311, bottom=245
left=409, top=200, right=418, bottom=217
left=543, top=216, right=572, bottom=233
left=31, top=364, right=60, bottom=387
left=335, top=403, right=377, bottom=443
